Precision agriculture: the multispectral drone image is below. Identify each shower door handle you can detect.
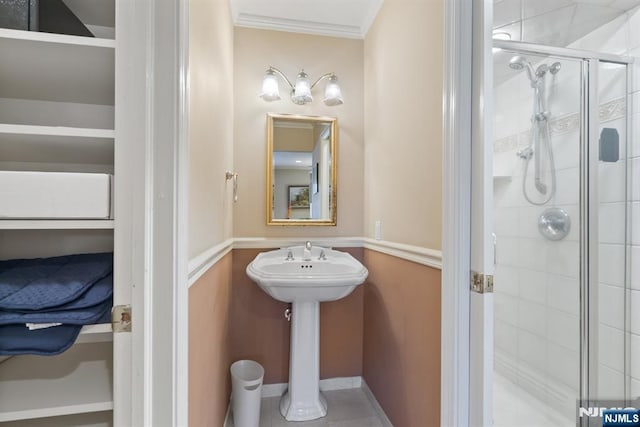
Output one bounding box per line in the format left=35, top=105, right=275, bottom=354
left=492, top=233, right=497, bottom=266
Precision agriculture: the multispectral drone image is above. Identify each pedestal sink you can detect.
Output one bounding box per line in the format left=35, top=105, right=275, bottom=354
left=246, top=244, right=368, bottom=421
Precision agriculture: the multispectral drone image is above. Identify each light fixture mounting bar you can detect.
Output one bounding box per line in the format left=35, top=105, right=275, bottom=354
left=310, top=73, right=335, bottom=90
left=268, top=66, right=295, bottom=90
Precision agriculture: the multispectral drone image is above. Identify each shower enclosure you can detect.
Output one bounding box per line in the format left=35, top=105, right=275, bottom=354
left=492, top=40, right=633, bottom=426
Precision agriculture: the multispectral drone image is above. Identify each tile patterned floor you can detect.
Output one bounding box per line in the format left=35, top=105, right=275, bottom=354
left=230, top=388, right=387, bottom=427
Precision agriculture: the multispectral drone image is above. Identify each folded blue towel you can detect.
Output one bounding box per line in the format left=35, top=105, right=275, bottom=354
left=0, top=324, right=82, bottom=356
left=0, top=297, right=112, bottom=325
left=11, top=274, right=113, bottom=313
left=0, top=253, right=113, bottom=310
left=0, top=304, right=112, bottom=356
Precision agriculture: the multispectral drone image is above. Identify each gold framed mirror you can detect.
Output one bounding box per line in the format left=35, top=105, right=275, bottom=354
left=266, top=113, right=337, bottom=226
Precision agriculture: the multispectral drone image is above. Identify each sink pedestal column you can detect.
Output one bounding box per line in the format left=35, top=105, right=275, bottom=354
left=280, top=301, right=327, bottom=421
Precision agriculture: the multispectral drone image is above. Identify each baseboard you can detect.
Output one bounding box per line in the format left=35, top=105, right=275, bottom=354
left=362, top=379, right=394, bottom=427
left=223, top=376, right=391, bottom=426
left=262, top=376, right=363, bottom=398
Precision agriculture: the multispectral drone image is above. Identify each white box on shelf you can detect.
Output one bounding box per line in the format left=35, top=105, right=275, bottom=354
left=0, top=171, right=112, bottom=219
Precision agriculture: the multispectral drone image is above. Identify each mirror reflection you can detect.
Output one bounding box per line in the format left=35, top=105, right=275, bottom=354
left=267, top=113, right=337, bottom=225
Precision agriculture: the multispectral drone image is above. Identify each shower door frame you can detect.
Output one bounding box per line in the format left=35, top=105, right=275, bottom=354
left=475, top=41, right=632, bottom=423
left=493, top=39, right=634, bottom=412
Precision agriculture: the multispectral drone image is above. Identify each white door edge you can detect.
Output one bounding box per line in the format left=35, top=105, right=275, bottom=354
left=440, top=0, right=474, bottom=425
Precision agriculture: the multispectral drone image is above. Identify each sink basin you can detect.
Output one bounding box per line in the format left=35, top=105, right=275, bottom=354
left=246, top=246, right=368, bottom=302
left=246, top=245, right=368, bottom=421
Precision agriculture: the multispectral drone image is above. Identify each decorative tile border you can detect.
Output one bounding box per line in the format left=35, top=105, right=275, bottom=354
left=494, top=97, right=627, bottom=153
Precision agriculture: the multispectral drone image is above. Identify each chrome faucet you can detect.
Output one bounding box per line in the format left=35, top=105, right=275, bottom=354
left=286, top=249, right=294, bottom=261
left=303, top=241, right=312, bottom=260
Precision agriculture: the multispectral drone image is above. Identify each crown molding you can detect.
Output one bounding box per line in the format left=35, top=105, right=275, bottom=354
left=234, top=13, right=365, bottom=39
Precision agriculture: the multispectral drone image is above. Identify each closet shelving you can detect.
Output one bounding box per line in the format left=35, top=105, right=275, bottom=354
left=0, top=2, right=119, bottom=425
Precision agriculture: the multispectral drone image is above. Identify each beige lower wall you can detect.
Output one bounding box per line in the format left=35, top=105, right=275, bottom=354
left=230, top=248, right=364, bottom=383
left=188, top=252, right=233, bottom=426
left=363, top=249, right=441, bottom=426
left=188, top=246, right=441, bottom=425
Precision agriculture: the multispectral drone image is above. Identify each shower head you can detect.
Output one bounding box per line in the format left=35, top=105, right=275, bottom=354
left=508, top=55, right=527, bottom=70
left=509, top=55, right=537, bottom=83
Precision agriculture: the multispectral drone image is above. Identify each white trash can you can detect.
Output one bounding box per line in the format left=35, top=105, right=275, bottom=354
left=231, top=360, right=264, bottom=427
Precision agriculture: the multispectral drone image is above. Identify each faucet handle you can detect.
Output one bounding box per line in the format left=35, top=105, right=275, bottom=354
left=318, top=249, right=326, bottom=260
left=286, top=250, right=294, bottom=261
left=305, top=241, right=312, bottom=251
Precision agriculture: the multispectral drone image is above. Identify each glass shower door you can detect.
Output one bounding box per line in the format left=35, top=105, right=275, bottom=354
left=492, top=50, right=584, bottom=427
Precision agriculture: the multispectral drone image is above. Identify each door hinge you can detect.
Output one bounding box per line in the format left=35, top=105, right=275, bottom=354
left=112, top=305, right=132, bottom=333
left=471, top=271, right=494, bottom=294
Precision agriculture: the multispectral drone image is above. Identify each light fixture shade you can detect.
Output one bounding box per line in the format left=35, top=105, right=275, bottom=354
left=260, top=69, right=281, bottom=101
left=323, top=75, right=343, bottom=106
left=292, top=70, right=313, bottom=104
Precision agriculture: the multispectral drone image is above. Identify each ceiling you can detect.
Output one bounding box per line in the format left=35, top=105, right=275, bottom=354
left=493, top=0, right=640, bottom=46
left=493, top=0, right=640, bottom=84
left=274, top=152, right=312, bottom=169
left=229, top=0, right=384, bottom=39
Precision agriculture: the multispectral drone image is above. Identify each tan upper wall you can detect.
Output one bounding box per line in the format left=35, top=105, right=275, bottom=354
left=188, top=0, right=234, bottom=258
left=364, top=0, right=444, bottom=250
left=233, top=28, right=364, bottom=238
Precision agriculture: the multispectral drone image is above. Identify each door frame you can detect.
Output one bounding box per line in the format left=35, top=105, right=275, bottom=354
left=117, top=0, right=190, bottom=425
left=440, top=0, right=474, bottom=425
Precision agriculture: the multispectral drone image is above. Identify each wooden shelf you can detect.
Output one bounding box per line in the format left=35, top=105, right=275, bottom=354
left=0, top=124, right=114, bottom=165
left=0, top=342, right=113, bottom=422
left=76, top=323, right=113, bottom=344
left=0, top=220, right=114, bottom=230
left=0, top=28, right=114, bottom=106
left=0, top=124, right=114, bottom=139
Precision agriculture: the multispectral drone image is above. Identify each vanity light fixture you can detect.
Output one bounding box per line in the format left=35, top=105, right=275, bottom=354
left=260, top=66, right=343, bottom=106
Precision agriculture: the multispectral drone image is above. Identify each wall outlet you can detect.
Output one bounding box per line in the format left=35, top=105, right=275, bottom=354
left=375, top=221, right=382, bottom=241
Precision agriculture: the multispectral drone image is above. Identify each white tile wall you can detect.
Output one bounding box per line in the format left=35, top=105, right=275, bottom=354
left=598, top=365, right=626, bottom=398
left=631, top=290, right=640, bottom=335
left=546, top=309, right=580, bottom=352
left=494, top=207, right=519, bottom=237
left=519, top=269, right=547, bottom=304
left=546, top=241, right=580, bottom=278
left=599, top=161, right=627, bottom=203
left=547, top=342, right=580, bottom=390
left=495, top=319, right=519, bottom=357
left=495, top=292, right=519, bottom=327
left=598, top=202, right=627, bottom=244
left=495, top=265, right=520, bottom=297
left=598, top=324, right=625, bottom=371
left=632, top=202, right=640, bottom=245
left=518, top=238, right=548, bottom=270
left=497, top=236, right=520, bottom=266
left=599, top=244, right=627, bottom=286
left=518, top=330, right=547, bottom=372
left=630, top=158, right=640, bottom=201
left=547, top=274, right=580, bottom=316
left=493, top=7, right=640, bottom=407
left=598, top=284, right=626, bottom=328
left=632, top=246, right=640, bottom=290
left=518, top=300, right=547, bottom=336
